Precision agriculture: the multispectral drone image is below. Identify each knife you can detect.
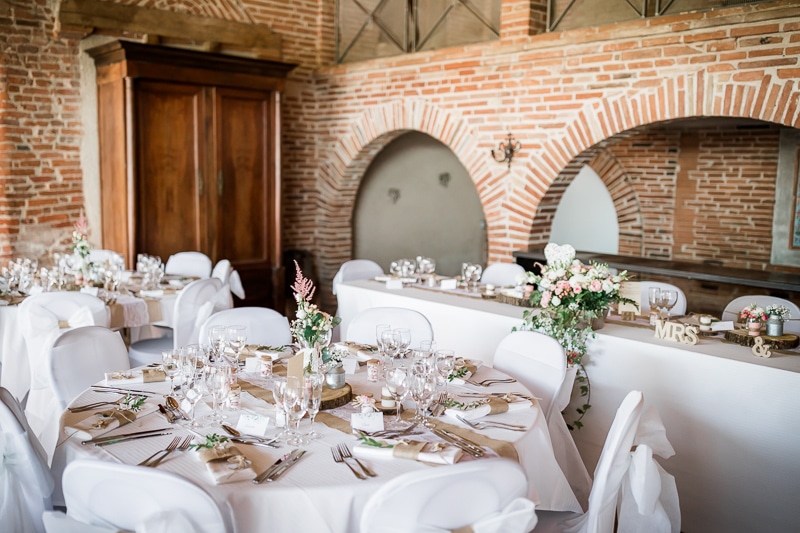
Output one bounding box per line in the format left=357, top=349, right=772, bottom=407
left=231, top=437, right=280, bottom=449
left=91, top=386, right=159, bottom=396
left=253, top=449, right=301, bottom=484
left=431, top=428, right=484, bottom=457
left=265, top=450, right=307, bottom=482
left=94, top=432, right=172, bottom=446
left=81, top=427, right=172, bottom=445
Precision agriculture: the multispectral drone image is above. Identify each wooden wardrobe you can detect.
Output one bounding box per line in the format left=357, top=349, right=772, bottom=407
left=88, top=41, right=295, bottom=310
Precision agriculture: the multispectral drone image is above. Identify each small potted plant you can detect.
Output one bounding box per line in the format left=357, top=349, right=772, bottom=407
left=739, top=304, right=768, bottom=336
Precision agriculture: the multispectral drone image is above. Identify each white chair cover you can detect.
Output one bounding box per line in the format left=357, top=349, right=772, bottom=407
left=722, top=295, right=800, bottom=333
left=345, top=306, right=434, bottom=346
left=332, top=259, right=384, bottom=295
left=493, top=331, right=593, bottom=509
left=62, top=459, right=228, bottom=533
left=618, top=407, right=680, bottom=533
left=129, top=278, right=230, bottom=367
left=164, top=251, right=212, bottom=279
left=480, top=263, right=526, bottom=287
left=36, top=327, right=130, bottom=462
left=43, top=511, right=120, bottom=533
left=638, top=282, right=687, bottom=315
left=198, top=307, right=291, bottom=346
left=211, top=259, right=245, bottom=300
left=0, top=387, right=54, bottom=533
left=359, top=458, right=535, bottom=533
left=20, top=293, right=109, bottom=445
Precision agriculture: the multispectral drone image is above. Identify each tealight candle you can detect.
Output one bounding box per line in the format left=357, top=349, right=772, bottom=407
left=381, top=386, right=396, bottom=408
left=699, top=315, right=712, bottom=325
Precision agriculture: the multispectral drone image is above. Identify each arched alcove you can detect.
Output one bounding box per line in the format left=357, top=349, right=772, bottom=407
left=353, top=132, right=486, bottom=276
left=550, top=165, right=619, bottom=254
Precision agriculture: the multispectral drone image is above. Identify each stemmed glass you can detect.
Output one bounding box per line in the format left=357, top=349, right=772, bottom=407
left=271, top=377, right=289, bottom=442
left=182, top=371, right=205, bottom=428
left=283, top=376, right=309, bottom=447
left=659, top=290, right=678, bottom=319
left=208, top=326, right=227, bottom=362
left=205, top=364, right=231, bottom=424
left=393, top=328, right=411, bottom=359
left=648, top=287, right=662, bottom=318
left=162, top=349, right=180, bottom=398
left=304, top=372, right=324, bottom=440
left=409, top=367, right=437, bottom=428
left=225, top=325, right=247, bottom=364
left=384, top=367, right=409, bottom=427
left=376, top=324, right=391, bottom=360
left=380, top=329, right=399, bottom=369
left=435, top=349, right=455, bottom=395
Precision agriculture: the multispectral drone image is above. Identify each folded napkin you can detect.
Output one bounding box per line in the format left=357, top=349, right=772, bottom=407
left=448, top=360, right=482, bottom=385
left=445, top=398, right=532, bottom=422
left=333, top=341, right=378, bottom=362
left=197, top=445, right=256, bottom=485
left=65, top=403, right=158, bottom=441
left=241, top=344, right=292, bottom=360
left=103, top=368, right=166, bottom=386
left=353, top=440, right=463, bottom=465
left=138, top=289, right=164, bottom=298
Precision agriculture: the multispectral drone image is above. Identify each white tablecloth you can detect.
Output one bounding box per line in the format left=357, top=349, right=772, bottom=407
left=335, top=279, right=800, bottom=532
left=52, top=364, right=581, bottom=532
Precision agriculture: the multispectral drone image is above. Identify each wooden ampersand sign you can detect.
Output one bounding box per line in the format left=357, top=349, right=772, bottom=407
left=752, top=336, right=772, bottom=358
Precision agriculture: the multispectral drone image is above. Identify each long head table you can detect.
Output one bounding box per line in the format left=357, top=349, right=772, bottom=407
left=52, top=362, right=581, bottom=532
left=335, top=278, right=800, bottom=533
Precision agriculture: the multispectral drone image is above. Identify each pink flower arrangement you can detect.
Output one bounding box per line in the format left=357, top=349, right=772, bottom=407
left=739, top=304, right=768, bottom=322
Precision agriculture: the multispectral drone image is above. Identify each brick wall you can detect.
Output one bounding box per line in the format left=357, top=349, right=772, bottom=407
left=1, top=0, right=799, bottom=313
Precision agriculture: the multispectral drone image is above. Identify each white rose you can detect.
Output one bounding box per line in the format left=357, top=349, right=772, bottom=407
left=552, top=296, right=561, bottom=306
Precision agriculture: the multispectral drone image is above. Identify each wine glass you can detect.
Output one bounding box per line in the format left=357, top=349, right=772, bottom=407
left=409, top=368, right=437, bottom=428
left=647, top=287, right=662, bottom=318
left=205, top=364, right=231, bottom=424
left=304, top=372, right=324, bottom=440
left=162, top=349, right=180, bottom=398
left=660, top=289, right=678, bottom=319
left=271, top=377, right=289, bottom=442
left=283, top=376, right=309, bottom=447
left=384, top=367, right=409, bottom=427
left=225, top=325, right=247, bottom=364
left=435, top=349, right=455, bottom=395
left=182, top=372, right=205, bottom=428
left=376, top=324, right=391, bottom=357
left=208, top=325, right=227, bottom=361
left=380, top=328, right=399, bottom=368
left=393, top=328, right=411, bottom=359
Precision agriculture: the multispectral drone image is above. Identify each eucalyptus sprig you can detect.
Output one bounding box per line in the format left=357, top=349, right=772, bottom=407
left=441, top=398, right=488, bottom=410
left=448, top=366, right=469, bottom=382
left=357, top=432, right=393, bottom=448
left=121, top=394, right=145, bottom=412
left=188, top=433, right=229, bottom=451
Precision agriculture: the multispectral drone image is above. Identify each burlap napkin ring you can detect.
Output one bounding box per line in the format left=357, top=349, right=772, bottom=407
left=487, top=398, right=510, bottom=415
left=392, top=440, right=446, bottom=460
left=92, top=408, right=136, bottom=429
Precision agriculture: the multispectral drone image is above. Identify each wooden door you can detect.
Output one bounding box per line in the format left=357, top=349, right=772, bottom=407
left=134, top=81, right=208, bottom=260
left=212, top=87, right=279, bottom=307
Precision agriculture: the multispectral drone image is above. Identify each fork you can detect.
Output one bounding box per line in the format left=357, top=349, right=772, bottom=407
left=69, top=396, right=127, bottom=413
left=147, top=435, right=193, bottom=468
left=465, top=378, right=517, bottom=387
left=331, top=446, right=366, bottom=479
left=138, top=436, right=179, bottom=466
left=455, top=414, right=526, bottom=431
left=338, top=443, right=376, bottom=477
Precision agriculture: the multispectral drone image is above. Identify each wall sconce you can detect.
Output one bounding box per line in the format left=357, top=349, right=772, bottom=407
left=491, top=133, right=521, bottom=168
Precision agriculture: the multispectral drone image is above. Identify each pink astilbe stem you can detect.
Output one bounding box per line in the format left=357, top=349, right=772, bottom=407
left=291, top=260, right=315, bottom=302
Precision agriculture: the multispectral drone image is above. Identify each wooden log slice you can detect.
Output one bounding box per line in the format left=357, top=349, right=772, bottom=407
left=724, top=329, right=800, bottom=350
left=321, top=383, right=352, bottom=410
left=496, top=292, right=534, bottom=307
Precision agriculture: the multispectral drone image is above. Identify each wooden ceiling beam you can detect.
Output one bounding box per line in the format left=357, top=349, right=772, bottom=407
left=57, top=0, right=282, bottom=59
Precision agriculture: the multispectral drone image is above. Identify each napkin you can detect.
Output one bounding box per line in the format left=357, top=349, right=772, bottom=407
left=334, top=341, right=378, bottom=362
left=353, top=440, right=463, bottom=465
left=448, top=360, right=482, bottom=385
left=65, top=404, right=157, bottom=441
left=139, top=289, right=164, bottom=298
left=445, top=398, right=532, bottom=422
left=103, top=368, right=166, bottom=385
left=197, top=445, right=256, bottom=485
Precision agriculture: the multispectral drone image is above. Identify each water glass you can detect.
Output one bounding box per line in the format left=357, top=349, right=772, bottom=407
left=283, top=376, right=309, bottom=446
left=304, top=372, right=324, bottom=440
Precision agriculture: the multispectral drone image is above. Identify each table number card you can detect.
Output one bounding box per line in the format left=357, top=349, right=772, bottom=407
left=236, top=413, right=271, bottom=437
left=618, top=281, right=641, bottom=316
left=342, top=358, right=359, bottom=375
left=351, top=411, right=384, bottom=433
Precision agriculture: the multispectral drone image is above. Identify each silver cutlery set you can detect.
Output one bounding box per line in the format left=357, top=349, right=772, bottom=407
left=331, top=443, right=375, bottom=479
left=253, top=449, right=307, bottom=483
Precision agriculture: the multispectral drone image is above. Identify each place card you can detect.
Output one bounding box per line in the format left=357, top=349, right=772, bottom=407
left=342, top=358, right=359, bottom=375
left=618, top=281, right=640, bottom=316
left=351, top=411, right=384, bottom=433
left=710, top=321, right=734, bottom=332
left=440, top=278, right=458, bottom=290
left=244, top=357, right=261, bottom=373
left=286, top=352, right=305, bottom=382
left=236, top=413, right=270, bottom=437
left=386, top=279, right=404, bottom=290
left=79, top=286, right=99, bottom=296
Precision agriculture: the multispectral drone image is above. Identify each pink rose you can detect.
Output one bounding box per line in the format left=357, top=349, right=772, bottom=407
left=590, top=280, right=602, bottom=292
left=541, top=291, right=551, bottom=307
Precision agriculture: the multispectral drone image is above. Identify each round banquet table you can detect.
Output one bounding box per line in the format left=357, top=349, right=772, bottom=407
left=52, top=358, right=582, bottom=532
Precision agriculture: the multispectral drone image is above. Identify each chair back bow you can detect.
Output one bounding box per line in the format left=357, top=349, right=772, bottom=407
left=450, top=498, right=538, bottom=533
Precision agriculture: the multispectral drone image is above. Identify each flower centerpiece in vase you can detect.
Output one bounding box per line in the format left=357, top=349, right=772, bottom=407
left=739, top=304, right=767, bottom=336
left=516, top=243, right=635, bottom=430
left=70, top=210, right=92, bottom=284
left=765, top=304, right=791, bottom=337
left=290, top=260, right=341, bottom=374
